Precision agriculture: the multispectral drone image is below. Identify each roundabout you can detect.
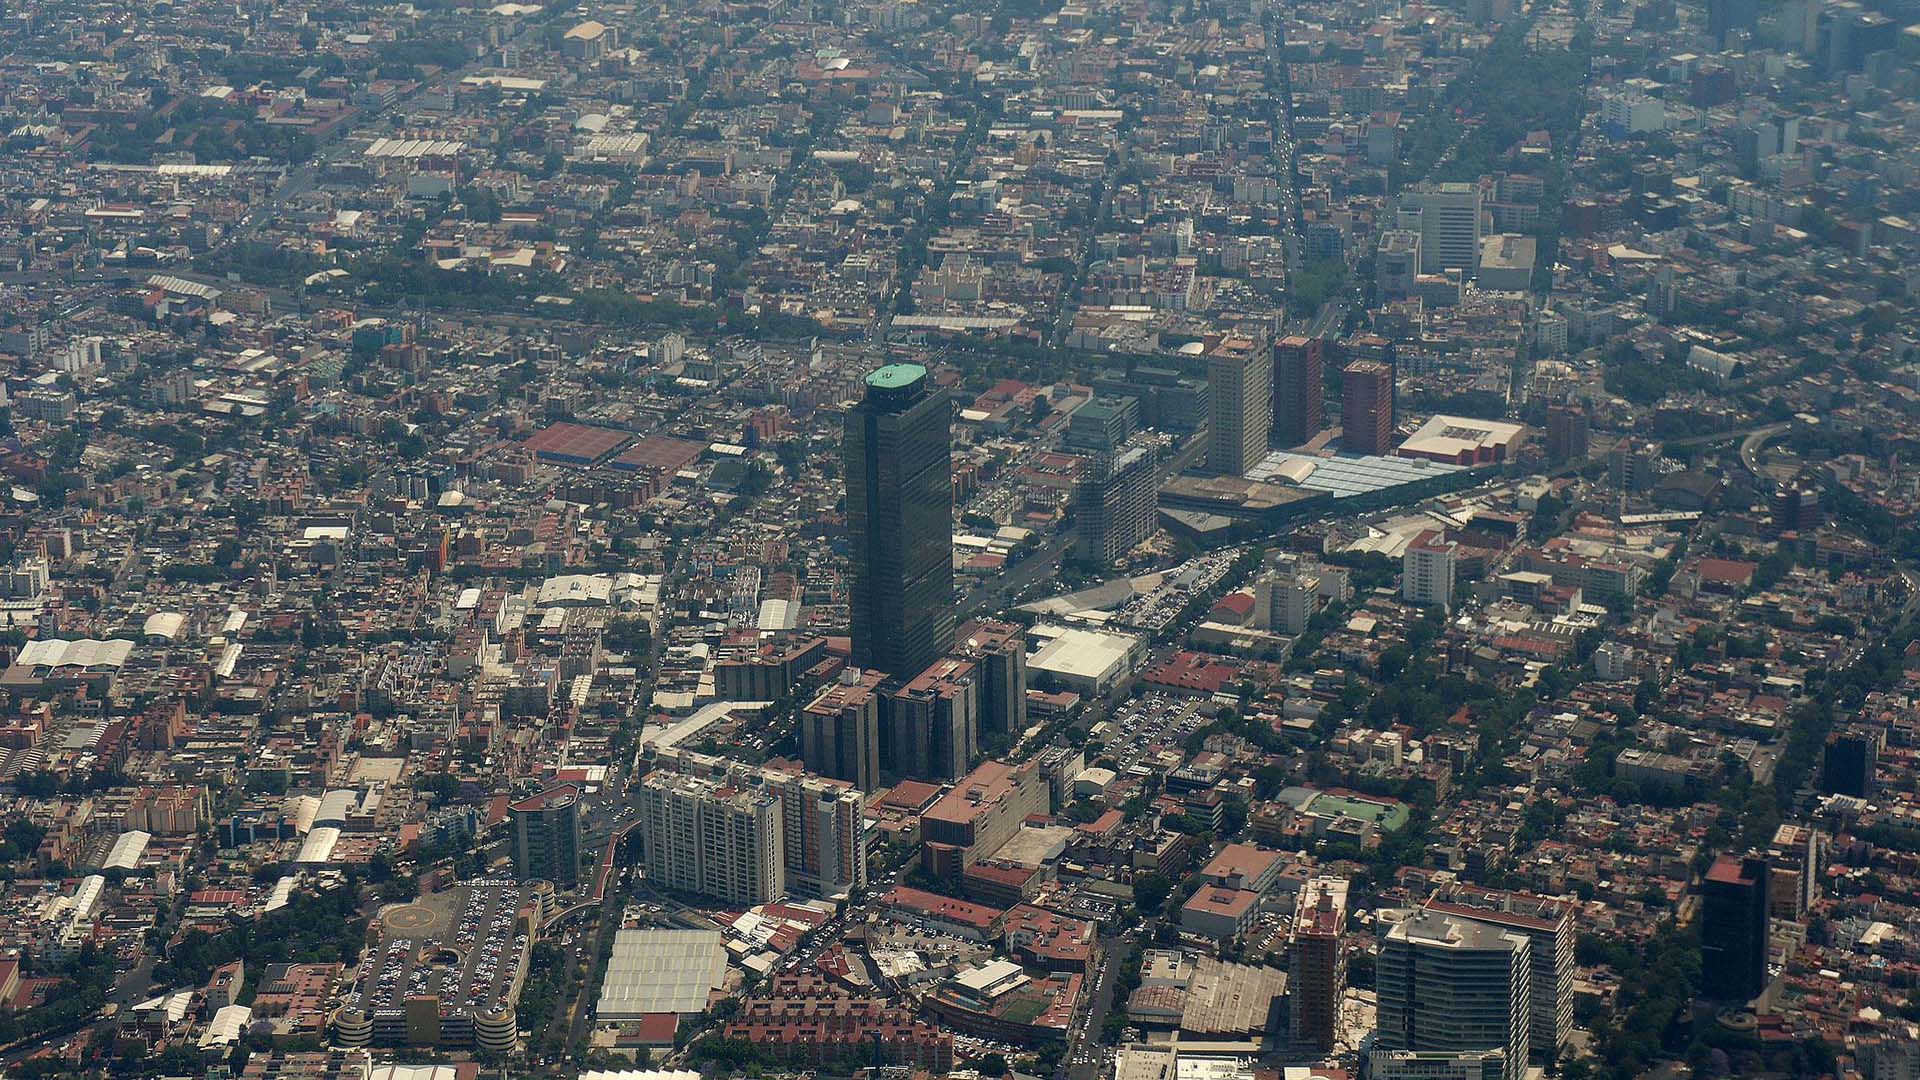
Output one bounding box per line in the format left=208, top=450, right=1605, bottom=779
left=382, top=903, right=440, bottom=933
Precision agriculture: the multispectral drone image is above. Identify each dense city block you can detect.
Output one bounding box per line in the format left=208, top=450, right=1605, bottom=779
left=0, top=0, right=1918, bottom=1079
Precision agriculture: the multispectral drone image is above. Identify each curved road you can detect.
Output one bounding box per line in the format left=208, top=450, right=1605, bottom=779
left=1739, top=422, right=1792, bottom=480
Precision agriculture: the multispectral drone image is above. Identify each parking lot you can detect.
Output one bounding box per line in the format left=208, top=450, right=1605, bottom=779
left=1098, top=691, right=1207, bottom=774
left=354, top=879, right=537, bottom=1019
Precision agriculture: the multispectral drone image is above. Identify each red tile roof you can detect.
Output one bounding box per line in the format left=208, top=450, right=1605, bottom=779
left=1696, top=557, right=1759, bottom=585
left=522, top=422, right=632, bottom=463
left=883, top=886, right=1005, bottom=930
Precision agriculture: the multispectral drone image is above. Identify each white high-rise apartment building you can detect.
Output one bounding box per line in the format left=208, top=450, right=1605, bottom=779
left=637, top=770, right=785, bottom=905
left=1256, top=571, right=1321, bottom=635
left=1402, top=530, right=1458, bottom=612
left=1426, top=886, right=1579, bottom=1064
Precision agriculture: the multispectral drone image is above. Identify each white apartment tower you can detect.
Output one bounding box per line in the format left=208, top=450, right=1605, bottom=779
left=1426, top=887, right=1578, bottom=1064
left=1257, top=571, right=1321, bottom=636
left=1402, top=530, right=1458, bottom=612
left=636, top=771, right=785, bottom=905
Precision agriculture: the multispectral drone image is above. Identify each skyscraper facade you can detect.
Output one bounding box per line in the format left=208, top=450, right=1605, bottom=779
left=1821, top=731, right=1877, bottom=797
left=1545, top=405, right=1590, bottom=464
left=801, top=667, right=886, bottom=791
left=890, top=657, right=979, bottom=782
left=1288, top=876, right=1349, bottom=1052
left=1403, top=529, right=1458, bottom=612
left=765, top=768, right=867, bottom=900
left=1708, top=0, right=1759, bottom=42
left=1403, top=181, right=1487, bottom=275
left=1272, top=335, right=1325, bottom=448
left=1342, top=360, right=1395, bottom=455
left=636, top=770, right=785, bottom=905
left=1610, top=437, right=1661, bottom=491
left=1207, top=349, right=1272, bottom=476
left=1256, top=569, right=1321, bottom=636
left=1425, top=885, right=1578, bottom=1063
left=653, top=754, right=868, bottom=902
left=1376, top=910, right=1532, bottom=1080
left=509, top=784, right=582, bottom=889
left=845, top=363, right=954, bottom=678
left=955, top=618, right=1028, bottom=738
left=1076, top=440, right=1157, bottom=566
left=1701, top=854, right=1770, bottom=1001
left=1376, top=230, right=1422, bottom=298
left=1770, top=480, right=1822, bottom=536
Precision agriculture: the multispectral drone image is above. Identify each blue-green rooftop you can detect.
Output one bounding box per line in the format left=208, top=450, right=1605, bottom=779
left=866, top=363, right=927, bottom=389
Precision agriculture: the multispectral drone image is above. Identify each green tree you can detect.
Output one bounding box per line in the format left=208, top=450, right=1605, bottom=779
left=1131, top=871, right=1172, bottom=915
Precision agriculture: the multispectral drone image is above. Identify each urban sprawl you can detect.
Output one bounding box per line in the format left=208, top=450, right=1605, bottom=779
left=0, top=1, right=1917, bottom=1080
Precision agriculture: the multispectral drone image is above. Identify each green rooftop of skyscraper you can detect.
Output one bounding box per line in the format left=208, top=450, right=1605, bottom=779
left=865, top=363, right=927, bottom=390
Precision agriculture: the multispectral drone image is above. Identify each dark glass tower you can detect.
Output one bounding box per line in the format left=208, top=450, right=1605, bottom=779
left=845, top=363, right=953, bottom=678
left=1701, top=854, right=1770, bottom=1001
left=1271, top=335, right=1324, bottom=448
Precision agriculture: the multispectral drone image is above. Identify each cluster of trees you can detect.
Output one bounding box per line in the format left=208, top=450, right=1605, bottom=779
left=456, top=186, right=504, bottom=224
left=88, top=95, right=316, bottom=165
left=1750, top=544, right=1798, bottom=591
left=0, top=818, right=45, bottom=863
left=1287, top=257, right=1346, bottom=317
left=194, top=243, right=328, bottom=288
left=515, top=940, right=575, bottom=1060
left=1825, top=481, right=1920, bottom=563
left=826, top=159, right=879, bottom=195
left=1770, top=619, right=1920, bottom=822
left=567, top=290, right=727, bottom=335
left=1102, top=941, right=1146, bottom=1040
left=0, top=943, right=115, bottom=1051
left=150, top=886, right=365, bottom=990
left=207, top=49, right=332, bottom=88
left=373, top=36, right=474, bottom=76
left=890, top=108, right=986, bottom=319
left=14, top=769, right=122, bottom=799
left=1571, top=924, right=1698, bottom=1078
left=1321, top=549, right=1399, bottom=591
left=1395, top=19, right=1589, bottom=187
left=344, top=257, right=564, bottom=313
left=1601, top=342, right=1727, bottom=404
left=414, top=773, right=463, bottom=808
left=1357, top=615, right=1505, bottom=742
left=1644, top=535, right=1689, bottom=599
left=684, top=1037, right=783, bottom=1069
left=604, top=616, right=655, bottom=656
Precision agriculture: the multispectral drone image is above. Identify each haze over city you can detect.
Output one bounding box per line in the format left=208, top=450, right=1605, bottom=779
left=0, top=0, right=1916, bottom=1079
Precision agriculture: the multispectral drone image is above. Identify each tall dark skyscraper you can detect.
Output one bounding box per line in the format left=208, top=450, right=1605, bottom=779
left=1546, top=405, right=1591, bottom=463
left=1701, top=854, right=1770, bottom=1001
left=845, top=363, right=954, bottom=678
left=1820, top=731, right=1876, bottom=798
left=1342, top=360, right=1395, bottom=456
left=1707, top=0, right=1758, bottom=42
left=1272, top=335, right=1325, bottom=448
